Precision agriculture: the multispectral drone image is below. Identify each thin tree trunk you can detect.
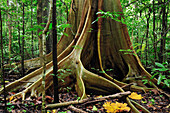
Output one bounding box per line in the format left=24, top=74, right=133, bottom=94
left=41, top=0, right=53, bottom=111
left=43, top=0, right=52, bottom=54
left=145, top=9, right=150, bottom=67
left=37, top=0, right=43, bottom=65
left=16, top=0, right=21, bottom=56
left=160, top=0, right=167, bottom=63
left=0, top=9, right=7, bottom=112
left=21, top=3, right=25, bottom=77
left=7, top=0, right=12, bottom=62
left=135, top=5, right=139, bottom=52
left=18, top=20, right=21, bottom=54
left=16, top=0, right=22, bottom=76
left=60, top=0, right=69, bottom=21
left=153, top=0, right=157, bottom=61
left=31, top=0, right=34, bottom=58
left=52, top=0, right=59, bottom=103
left=42, top=0, right=48, bottom=54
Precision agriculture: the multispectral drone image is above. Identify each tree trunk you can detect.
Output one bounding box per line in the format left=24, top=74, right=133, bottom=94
left=145, top=9, right=150, bottom=67
left=52, top=0, right=59, bottom=103
left=37, top=0, right=43, bottom=65
left=7, top=0, right=12, bottom=61
left=0, top=9, right=7, bottom=112
left=31, top=0, right=34, bottom=58
left=160, top=0, right=167, bottom=63
left=1, top=0, right=164, bottom=112
left=21, top=3, right=25, bottom=77
left=153, top=0, right=157, bottom=61
left=43, top=0, right=53, bottom=54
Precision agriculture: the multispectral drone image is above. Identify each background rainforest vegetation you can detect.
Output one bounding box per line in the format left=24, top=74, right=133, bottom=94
left=0, top=0, right=169, bottom=112
left=0, top=0, right=169, bottom=75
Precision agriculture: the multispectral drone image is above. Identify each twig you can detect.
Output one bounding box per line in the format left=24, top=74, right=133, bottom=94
left=46, top=97, right=90, bottom=109
left=67, top=105, right=88, bottom=113
left=82, top=91, right=131, bottom=105
left=21, top=105, right=33, bottom=113
left=121, top=83, right=134, bottom=89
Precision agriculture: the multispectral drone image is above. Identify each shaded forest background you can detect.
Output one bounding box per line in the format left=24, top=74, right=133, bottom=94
left=0, top=0, right=169, bottom=86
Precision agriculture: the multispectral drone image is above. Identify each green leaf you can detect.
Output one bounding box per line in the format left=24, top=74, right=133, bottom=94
left=142, top=79, right=148, bottom=84
left=49, top=23, right=52, bottom=30
left=39, top=31, right=43, bottom=36
left=57, top=24, right=71, bottom=28
left=66, top=69, right=71, bottom=72
left=92, top=105, right=98, bottom=111
left=164, top=79, right=170, bottom=87
left=158, top=68, right=168, bottom=72
left=99, top=71, right=105, bottom=73
left=91, top=67, right=95, bottom=70
left=141, top=44, right=146, bottom=52
left=150, top=73, right=158, bottom=79
left=155, top=62, right=165, bottom=68
left=157, top=75, right=163, bottom=85
left=77, top=97, right=80, bottom=101
left=63, top=32, right=68, bottom=37
left=151, top=68, right=157, bottom=72
left=119, top=49, right=125, bottom=51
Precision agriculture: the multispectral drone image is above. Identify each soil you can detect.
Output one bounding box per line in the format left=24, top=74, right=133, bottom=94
left=0, top=73, right=169, bottom=113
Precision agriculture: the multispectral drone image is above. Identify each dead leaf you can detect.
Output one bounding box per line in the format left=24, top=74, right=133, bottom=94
left=151, top=89, right=159, bottom=95
left=128, top=92, right=143, bottom=100
left=103, top=101, right=131, bottom=113
left=9, top=96, right=14, bottom=101
left=95, top=95, right=103, bottom=99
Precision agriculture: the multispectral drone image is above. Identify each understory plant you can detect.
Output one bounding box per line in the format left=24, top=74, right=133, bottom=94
left=151, top=62, right=170, bottom=87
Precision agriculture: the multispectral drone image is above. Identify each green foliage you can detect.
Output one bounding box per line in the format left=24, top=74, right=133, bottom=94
left=0, top=0, right=71, bottom=63
left=149, top=98, right=155, bottom=105
left=119, top=49, right=137, bottom=56
left=58, top=111, right=71, bottom=113
left=91, top=67, right=114, bottom=74
left=7, top=102, right=15, bottom=112
left=92, top=10, right=126, bottom=24
left=120, top=0, right=169, bottom=67
left=92, top=105, right=98, bottom=111
left=72, top=45, right=83, bottom=50
left=151, top=62, right=170, bottom=87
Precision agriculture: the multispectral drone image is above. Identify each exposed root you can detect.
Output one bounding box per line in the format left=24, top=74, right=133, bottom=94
left=130, top=99, right=151, bottom=113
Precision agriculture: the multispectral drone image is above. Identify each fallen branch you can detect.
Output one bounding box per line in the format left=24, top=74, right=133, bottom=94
left=67, top=105, right=88, bottom=113
left=46, top=91, right=131, bottom=109
left=82, top=91, right=131, bottom=105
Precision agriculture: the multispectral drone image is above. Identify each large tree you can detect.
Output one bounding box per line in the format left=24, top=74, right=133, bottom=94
left=0, top=0, right=164, bottom=112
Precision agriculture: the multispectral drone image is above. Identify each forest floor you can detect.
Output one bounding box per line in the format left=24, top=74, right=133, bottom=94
left=0, top=73, right=169, bottom=113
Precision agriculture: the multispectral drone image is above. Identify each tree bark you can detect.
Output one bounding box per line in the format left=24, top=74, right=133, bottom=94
left=7, top=0, right=12, bottom=62
left=52, top=0, right=59, bottom=103
left=21, top=3, right=25, bottom=77
left=145, top=8, right=150, bottom=67
left=37, top=0, right=43, bottom=65
left=0, top=9, right=7, bottom=112
left=153, top=0, right=157, bottom=61
left=160, top=0, right=167, bottom=63
left=31, top=0, right=34, bottom=58
left=43, top=0, right=53, bottom=54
